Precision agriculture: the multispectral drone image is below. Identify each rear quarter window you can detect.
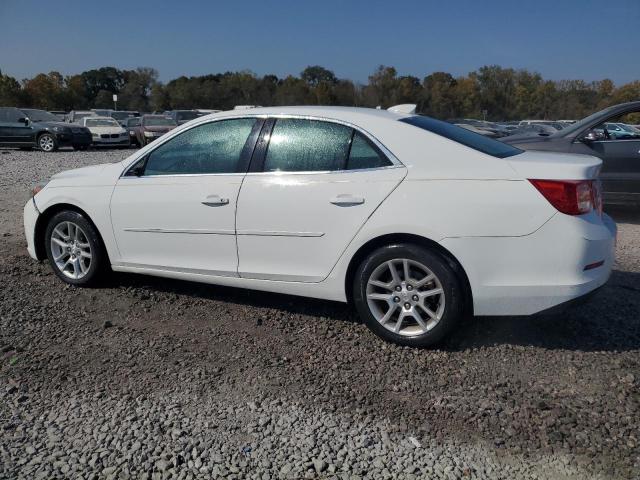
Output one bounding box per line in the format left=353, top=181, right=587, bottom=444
left=399, top=116, right=522, bottom=159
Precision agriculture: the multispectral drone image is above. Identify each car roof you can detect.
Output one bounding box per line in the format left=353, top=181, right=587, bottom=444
left=201, top=106, right=410, bottom=124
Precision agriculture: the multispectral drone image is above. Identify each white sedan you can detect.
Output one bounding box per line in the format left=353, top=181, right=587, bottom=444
left=81, top=116, right=130, bottom=147
left=24, top=106, right=616, bottom=346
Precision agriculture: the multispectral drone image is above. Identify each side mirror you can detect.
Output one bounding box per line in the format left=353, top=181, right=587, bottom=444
left=18, top=117, right=30, bottom=125
left=581, top=130, right=601, bottom=142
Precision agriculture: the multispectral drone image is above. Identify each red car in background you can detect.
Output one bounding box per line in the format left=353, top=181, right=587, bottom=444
left=132, top=115, right=177, bottom=146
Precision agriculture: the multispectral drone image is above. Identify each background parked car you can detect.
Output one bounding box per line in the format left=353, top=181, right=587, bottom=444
left=131, top=114, right=177, bottom=146
left=81, top=116, right=130, bottom=148
left=110, top=110, right=140, bottom=127
left=67, top=110, right=96, bottom=124
left=124, top=117, right=142, bottom=146
left=48, top=111, right=67, bottom=121
left=502, top=101, right=640, bottom=206
left=603, top=122, right=640, bottom=139
left=0, top=107, right=91, bottom=152
left=164, top=110, right=204, bottom=125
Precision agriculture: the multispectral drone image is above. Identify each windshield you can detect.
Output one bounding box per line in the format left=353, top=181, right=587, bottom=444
left=177, top=111, right=202, bottom=122
left=558, top=104, right=630, bottom=137
left=144, top=116, right=176, bottom=126
left=400, top=116, right=522, bottom=158
left=111, top=111, right=137, bottom=120
left=20, top=109, right=59, bottom=122
left=86, top=118, right=120, bottom=127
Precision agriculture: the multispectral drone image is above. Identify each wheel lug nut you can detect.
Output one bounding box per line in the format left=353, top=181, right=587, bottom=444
left=395, top=286, right=401, bottom=291
left=407, top=285, right=413, bottom=291
left=393, top=296, right=400, bottom=303
left=404, top=303, right=411, bottom=309
left=412, top=295, right=419, bottom=301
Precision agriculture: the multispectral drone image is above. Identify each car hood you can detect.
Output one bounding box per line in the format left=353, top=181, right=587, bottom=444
left=144, top=125, right=175, bottom=132
left=50, top=164, right=109, bottom=181
left=501, top=133, right=556, bottom=145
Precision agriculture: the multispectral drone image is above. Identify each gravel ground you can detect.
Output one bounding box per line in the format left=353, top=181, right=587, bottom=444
left=1, top=148, right=639, bottom=480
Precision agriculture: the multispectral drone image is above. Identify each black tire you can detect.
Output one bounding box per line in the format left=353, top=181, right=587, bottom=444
left=44, top=211, right=107, bottom=287
left=37, top=133, right=58, bottom=152
left=352, top=244, right=465, bottom=347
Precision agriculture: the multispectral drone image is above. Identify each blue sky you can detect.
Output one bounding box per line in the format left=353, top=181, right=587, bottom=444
left=1, top=0, right=639, bottom=84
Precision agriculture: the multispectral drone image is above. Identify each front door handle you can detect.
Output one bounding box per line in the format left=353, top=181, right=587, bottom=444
left=202, top=195, right=229, bottom=207
left=330, top=194, right=365, bottom=206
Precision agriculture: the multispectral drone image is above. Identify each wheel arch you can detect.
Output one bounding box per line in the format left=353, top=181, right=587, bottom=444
left=344, top=233, right=473, bottom=316
left=34, top=203, right=109, bottom=263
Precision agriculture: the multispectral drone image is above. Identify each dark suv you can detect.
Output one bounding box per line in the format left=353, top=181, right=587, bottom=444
left=0, top=107, right=92, bottom=152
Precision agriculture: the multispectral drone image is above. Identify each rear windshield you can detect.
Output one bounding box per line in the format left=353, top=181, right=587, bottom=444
left=400, top=116, right=522, bottom=159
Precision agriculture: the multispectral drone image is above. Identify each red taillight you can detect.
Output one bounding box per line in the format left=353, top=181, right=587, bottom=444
left=529, top=179, right=601, bottom=216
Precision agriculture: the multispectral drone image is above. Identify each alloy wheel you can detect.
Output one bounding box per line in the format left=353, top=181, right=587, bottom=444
left=39, top=134, right=55, bottom=152
left=366, top=258, right=445, bottom=337
left=50, top=221, right=92, bottom=279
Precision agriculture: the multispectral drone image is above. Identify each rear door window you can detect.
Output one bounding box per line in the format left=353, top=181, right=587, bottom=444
left=264, top=119, right=352, bottom=172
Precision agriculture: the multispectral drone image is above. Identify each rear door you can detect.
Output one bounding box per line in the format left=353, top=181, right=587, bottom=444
left=235, top=117, right=406, bottom=282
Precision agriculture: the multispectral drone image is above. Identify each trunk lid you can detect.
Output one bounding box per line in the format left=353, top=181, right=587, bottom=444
left=508, top=150, right=601, bottom=180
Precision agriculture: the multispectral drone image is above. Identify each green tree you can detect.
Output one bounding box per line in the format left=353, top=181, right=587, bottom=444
left=23, top=72, right=66, bottom=109
left=301, top=66, right=337, bottom=87
left=0, top=70, right=22, bottom=106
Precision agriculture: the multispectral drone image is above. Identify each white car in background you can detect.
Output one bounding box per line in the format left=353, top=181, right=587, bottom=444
left=81, top=116, right=130, bottom=147
left=23, top=106, right=616, bottom=346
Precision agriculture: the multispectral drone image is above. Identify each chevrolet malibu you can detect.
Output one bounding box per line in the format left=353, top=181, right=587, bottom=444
left=23, top=106, right=617, bottom=346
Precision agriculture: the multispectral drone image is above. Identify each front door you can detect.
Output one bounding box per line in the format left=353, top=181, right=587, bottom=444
left=0, top=107, right=33, bottom=144
left=236, top=117, right=406, bottom=282
left=110, top=117, right=262, bottom=275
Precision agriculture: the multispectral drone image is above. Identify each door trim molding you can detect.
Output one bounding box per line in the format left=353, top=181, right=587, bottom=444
left=123, top=227, right=324, bottom=237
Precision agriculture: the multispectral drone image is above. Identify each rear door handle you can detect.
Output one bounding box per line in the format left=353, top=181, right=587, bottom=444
left=202, top=195, right=229, bottom=207
left=330, top=194, right=365, bottom=206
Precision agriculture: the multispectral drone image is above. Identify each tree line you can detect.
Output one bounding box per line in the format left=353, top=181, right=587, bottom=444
left=1, top=64, right=638, bottom=121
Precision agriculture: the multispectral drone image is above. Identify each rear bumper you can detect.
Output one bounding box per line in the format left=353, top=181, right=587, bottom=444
left=23, top=198, right=40, bottom=260
left=441, top=212, right=617, bottom=316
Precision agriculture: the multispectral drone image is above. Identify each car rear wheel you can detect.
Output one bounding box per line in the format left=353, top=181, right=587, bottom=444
left=38, top=133, right=58, bottom=152
left=44, top=211, right=107, bottom=286
left=353, top=244, right=464, bottom=347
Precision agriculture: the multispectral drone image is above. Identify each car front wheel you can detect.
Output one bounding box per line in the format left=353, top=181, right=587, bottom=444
left=353, top=244, right=464, bottom=347
left=38, top=133, right=58, bottom=152
left=44, top=211, right=107, bottom=286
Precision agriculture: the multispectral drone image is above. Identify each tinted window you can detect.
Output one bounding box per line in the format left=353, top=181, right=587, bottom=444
left=144, top=116, right=175, bottom=127
left=347, top=132, right=391, bottom=170
left=264, top=119, right=352, bottom=172
left=20, top=109, right=59, bottom=122
left=0, top=107, right=24, bottom=123
left=177, top=111, right=202, bottom=122
left=400, top=116, right=522, bottom=158
left=127, top=118, right=141, bottom=127
left=143, top=119, right=256, bottom=175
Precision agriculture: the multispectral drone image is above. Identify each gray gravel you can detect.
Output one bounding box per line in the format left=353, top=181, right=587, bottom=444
left=1, top=148, right=639, bottom=479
